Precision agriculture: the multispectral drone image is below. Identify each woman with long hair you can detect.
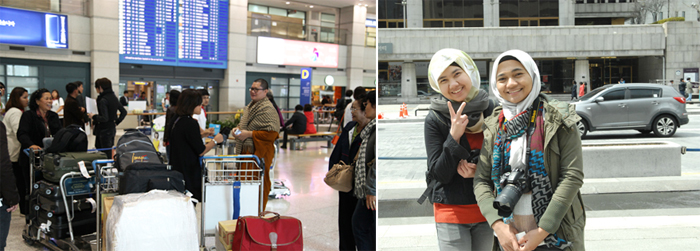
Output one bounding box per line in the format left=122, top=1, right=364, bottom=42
left=328, top=93, right=369, bottom=250
left=168, top=89, right=223, bottom=201
left=4, top=87, right=29, bottom=215
left=423, top=48, right=496, bottom=250
left=474, top=50, right=585, bottom=251
left=17, top=88, right=62, bottom=216
left=50, top=89, right=64, bottom=121
left=163, top=89, right=181, bottom=162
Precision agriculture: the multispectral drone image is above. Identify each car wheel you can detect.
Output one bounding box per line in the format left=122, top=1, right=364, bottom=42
left=652, top=115, right=677, bottom=137
left=637, top=129, right=652, bottom=135
left=576, top=120, right=588, bottom=137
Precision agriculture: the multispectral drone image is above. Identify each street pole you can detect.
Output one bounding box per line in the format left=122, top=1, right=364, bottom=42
left=402, top=0, right=407, bottom=28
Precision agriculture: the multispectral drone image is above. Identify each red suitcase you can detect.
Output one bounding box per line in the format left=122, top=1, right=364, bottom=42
left=232, top=211, right=303, bottom=251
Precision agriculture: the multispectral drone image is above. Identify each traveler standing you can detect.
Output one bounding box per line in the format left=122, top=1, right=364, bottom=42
left=232, top=78, right=279, bottom=211
left=88, top=78, right=127, bottom=158
left=0, top=120, right=20, bottom=251
left=345, top=87, right=367, bottom=128
left=422, top=48, right=495, bottom=251
left=351, top=91, right=376, bottom=251
left=0, top=82, right=5, bottom=122
left=679, top=78, right=687, bottom=97
left=571, top=81, right=578, bottom=101
left=686, top=78, right=694, bottom=101
left=167, top=89, right=223, bottom=202
left=63, top=83, right=86, bottom=128
left=474, top=50, right=585, bottom=251
left=50, top=89, right=65, bottom=125
left=194, top=89, right=214, bottom=139
left=280, top=105, right=306, bottom=149
left=17, top=89, right=62, bottom=214
left=164, top=89, right=180, bottom=162
left=578, top=82, right=586, bottom=98
left=329, top=97, right=369, bottom=250
left=4, top=87, right=28, bottom=215
left=161, top=92, right=170, bottom=111
left=120, top=91, right=129, bottom=107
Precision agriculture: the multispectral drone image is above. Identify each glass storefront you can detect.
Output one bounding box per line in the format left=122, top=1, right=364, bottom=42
left=1, top=58, right=91, bottom=101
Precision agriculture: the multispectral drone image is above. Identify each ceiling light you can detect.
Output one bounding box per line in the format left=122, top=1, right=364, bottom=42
left=364, top=4, right=368, bottom=6
left=310, top=5, right=313, bottom=8
left=286, top=1, right=290, bottom=4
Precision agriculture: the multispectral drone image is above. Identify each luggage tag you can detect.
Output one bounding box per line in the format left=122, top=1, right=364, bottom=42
left=86, top=198, right=97, bottom=213
left=78, top=161, right=91, bottom=179
left=233, top=181, right=241, bottom=219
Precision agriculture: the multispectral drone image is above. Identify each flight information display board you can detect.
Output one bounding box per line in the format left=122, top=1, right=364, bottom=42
left=119, top=0, right=228, bottom=69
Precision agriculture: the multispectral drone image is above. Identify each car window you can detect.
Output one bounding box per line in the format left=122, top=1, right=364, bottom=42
left=630, top=88, right=661, bottom=99
left=579, top=85, right=612, bottom=101
left=602, top=90, right=625, bottom=101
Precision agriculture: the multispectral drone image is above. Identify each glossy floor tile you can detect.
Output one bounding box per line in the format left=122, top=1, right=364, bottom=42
left=4, top=139, right=340, bottom=250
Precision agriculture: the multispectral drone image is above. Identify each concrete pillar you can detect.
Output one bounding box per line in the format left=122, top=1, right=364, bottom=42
left=220, top=0, right=249, bottom=111
left=407, top=0, right=423, bottom=28
left=400, top=61, right=417, bottom=101
left=340, top=5, right=368, bottom=91
left=575, top=59, right=590, bottom=92
left=90, top=0, right=120, bottom=95
left=483, top=0, right=499, bottom=27
left=559, top=0, right=575, bottom=26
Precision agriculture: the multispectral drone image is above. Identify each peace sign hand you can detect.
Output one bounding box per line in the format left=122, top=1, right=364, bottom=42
left=448, top=101, right=469, bottom=144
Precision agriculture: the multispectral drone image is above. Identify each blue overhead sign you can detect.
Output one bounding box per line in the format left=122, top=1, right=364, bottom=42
left=300, top=68, right=312, bottom=106
left=366, top=19, right=377, bottom=27
left=0, top=6, right=68, bottom=49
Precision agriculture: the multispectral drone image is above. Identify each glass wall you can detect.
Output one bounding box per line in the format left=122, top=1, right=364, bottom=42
left=248, top=4, right=307, bottom=41
left=423, top=0, right=484, bottom=27
left=378, top=0, right=405, bottom=28
left=499, top=0, right=559, bottom=27
left=1, top=59, right=90, bottom=102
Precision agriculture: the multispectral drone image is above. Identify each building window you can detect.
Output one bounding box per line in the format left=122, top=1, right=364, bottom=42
left=379, top=0, right=406, bottom=28
left=366, top=27, right=376, bottom=47
left=5, top=65, right=39, bottom=94
left=499, top=0, right=559, bottom=27
left=423, top=0, right=484, bottom=27
left=247, top=4, right=306, bottom=41
left=320, top=13, right=336, bottom=43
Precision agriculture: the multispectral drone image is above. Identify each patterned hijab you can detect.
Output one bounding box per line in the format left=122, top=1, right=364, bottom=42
left=234, top=96, right=279, bottom=154
left=489, top=50, right=542, bottom=170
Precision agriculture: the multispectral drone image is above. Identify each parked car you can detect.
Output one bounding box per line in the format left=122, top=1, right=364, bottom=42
left=574, top=83, right=689, bottom=137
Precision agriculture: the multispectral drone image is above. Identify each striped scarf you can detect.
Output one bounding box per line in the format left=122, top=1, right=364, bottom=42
left=235, top=97, right=279, bottom=154
left=492, top=102, right=572, bottom=250
left=353, top=119, right=376, bottom=199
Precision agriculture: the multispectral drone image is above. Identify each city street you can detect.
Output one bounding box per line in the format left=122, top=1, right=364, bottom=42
left=377, top=112, right=700, bottom=250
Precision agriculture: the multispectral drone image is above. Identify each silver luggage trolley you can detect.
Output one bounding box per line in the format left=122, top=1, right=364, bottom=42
left=199, top=155, right=264, bottom=250
left=22, top=149, right=99, bottom=251
left=92, top=159, right=118, bottom=251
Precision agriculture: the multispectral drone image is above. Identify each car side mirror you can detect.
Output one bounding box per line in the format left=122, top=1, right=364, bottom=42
left=595, top=97, right=604, bottom=103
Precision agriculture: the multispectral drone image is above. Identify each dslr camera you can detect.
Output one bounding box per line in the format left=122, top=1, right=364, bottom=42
left=492, top=168, right=529, bottom=217
left=466, top=149, right=480, bottom=164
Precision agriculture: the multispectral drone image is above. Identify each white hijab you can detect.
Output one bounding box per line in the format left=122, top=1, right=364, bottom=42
left=489, top=49, right=542, bottom=169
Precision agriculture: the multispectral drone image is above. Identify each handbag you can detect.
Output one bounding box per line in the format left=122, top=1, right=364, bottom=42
left=232, top=211, right=303, bottom=251
left=324, top=151, right=359, bottom=192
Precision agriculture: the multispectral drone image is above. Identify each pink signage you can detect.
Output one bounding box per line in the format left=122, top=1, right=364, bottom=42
left=257, top=37, right=339, bottom=68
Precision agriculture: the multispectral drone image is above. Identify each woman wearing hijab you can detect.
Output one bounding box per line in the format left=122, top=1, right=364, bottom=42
left=422, top=49, right=495, bottom=250
left=474, top=50, right=585, bottom=251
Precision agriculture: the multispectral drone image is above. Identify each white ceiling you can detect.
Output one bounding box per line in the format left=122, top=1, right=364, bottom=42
left=250, top=0, right=376, bottom=15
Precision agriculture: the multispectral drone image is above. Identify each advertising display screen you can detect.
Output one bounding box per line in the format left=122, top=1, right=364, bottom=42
left=0, top=6, right=68, bottom=49
left=119, top=0, right=229, bottom=69
left=257, top=37, right=339, bottom=68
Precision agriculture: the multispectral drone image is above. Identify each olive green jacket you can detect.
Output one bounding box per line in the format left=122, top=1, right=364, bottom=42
left=474, top=95, right=586, bottom=251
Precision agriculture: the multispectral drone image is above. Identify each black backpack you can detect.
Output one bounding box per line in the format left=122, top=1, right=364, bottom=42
left=114, top=129, right=162, bottom=171
left=118, top=162, right=185, bottom=194
left=45, top=124, right=87, bottom=153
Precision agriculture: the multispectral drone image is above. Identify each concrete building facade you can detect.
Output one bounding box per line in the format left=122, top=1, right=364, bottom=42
left=378, top=0, right=700, bottom=103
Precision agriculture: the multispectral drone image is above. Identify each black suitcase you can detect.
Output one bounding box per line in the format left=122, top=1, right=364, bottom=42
left=118, top=162, right=186, bottom=194
left=37, top=194, right=95, bottom=215
left=31, top=206, right=96, bottom=239
left=33, top=179, right=93, bottom=199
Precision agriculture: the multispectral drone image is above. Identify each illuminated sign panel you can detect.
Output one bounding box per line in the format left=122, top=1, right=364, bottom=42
left=0, top=6, right=68, bottom=49
left=257, top=37, right=339, bottom=68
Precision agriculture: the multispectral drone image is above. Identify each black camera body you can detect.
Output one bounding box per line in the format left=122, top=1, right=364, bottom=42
left=466, top=149, right=480, bottom=164
left=492, top=168, right=530, bottom=217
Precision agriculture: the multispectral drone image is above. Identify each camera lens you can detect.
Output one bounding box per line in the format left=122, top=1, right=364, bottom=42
left=493, top=184, right=524, bottom=217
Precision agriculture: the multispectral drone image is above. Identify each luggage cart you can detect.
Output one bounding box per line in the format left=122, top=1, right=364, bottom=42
left=22, top=149, right=98, bottom=251
left=199, top=155, right=264, bottom=250
left=92, top=159, right=118, bottom=251
left=269, top=144, right=291, bottom=198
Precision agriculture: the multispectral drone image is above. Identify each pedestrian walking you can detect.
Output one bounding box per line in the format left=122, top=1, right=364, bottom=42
left=475, top=49, right=585, bottom=251
left=571, top=80, right=578, bottom=100
left=578, top=82, right=586, bottom=98
left=679, top=78, right=687, bottom=97
left=422, top=48, right=495, bottom=251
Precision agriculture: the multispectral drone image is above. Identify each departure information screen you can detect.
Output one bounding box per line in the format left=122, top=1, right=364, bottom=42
left=119, top=0, right=228, bottom=69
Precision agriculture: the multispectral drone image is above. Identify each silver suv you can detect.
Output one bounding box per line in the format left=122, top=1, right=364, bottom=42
left=574, top=83, right=689, bottom=137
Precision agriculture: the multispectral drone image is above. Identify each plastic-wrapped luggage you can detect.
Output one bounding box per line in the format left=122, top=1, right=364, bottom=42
left=105, top=190, right=197, bottom=251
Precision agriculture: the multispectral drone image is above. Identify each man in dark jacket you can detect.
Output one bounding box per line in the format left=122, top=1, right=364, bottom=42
left=280, top=105, right=307, bottom=149
left=119, top=90, right=129, bottom=106
left=88, top=78, right=127, bottom=158
left=64, top=82, right=85, bottom=128
left=0, top=121, right=20, bottom=250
